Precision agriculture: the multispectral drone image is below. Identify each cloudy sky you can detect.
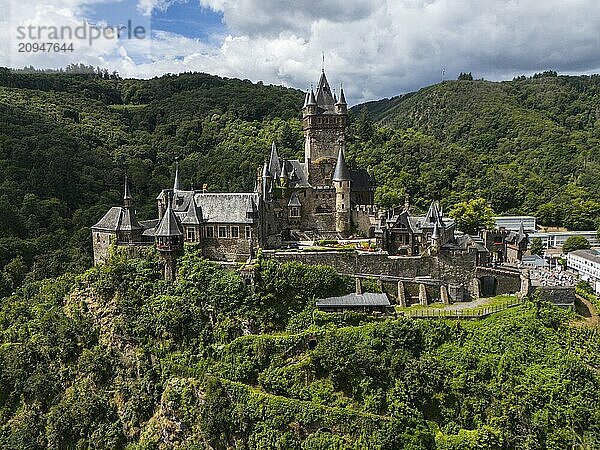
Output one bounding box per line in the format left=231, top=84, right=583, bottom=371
left=2, top=0, right=600, bottom=103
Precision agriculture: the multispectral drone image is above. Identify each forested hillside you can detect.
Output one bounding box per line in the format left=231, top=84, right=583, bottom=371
left=0, top=250, right=598, bottom=449
left=351, top=73, right=600, bottom=227
left=0, top=69, right=304, bottom=293
left=1, top=69, right=600, bottom=449
left=2, top=68, right=600, bottom=294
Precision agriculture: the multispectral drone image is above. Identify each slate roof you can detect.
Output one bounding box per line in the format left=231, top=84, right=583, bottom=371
left=280, top=159, right=310, bottom=188
left=316, top=292, right=391, bottom=308
left=332, top=149, right=350, bottom=181
left=287, top=191, right=302, bottom=207
left=349, top=168, right=375, bottom=192
left=407, top=216, right=455, bottom=233
left=155, top=202, right=183, bottom=237
left=181, top=196, right=202, bottom=225
left=315, top=71, right=336, bottom=114
left=192, top=192, right=261, bottom=224
left=268, top=142, right=281, bottom=178
left=92, top=206, right=143, bottom=232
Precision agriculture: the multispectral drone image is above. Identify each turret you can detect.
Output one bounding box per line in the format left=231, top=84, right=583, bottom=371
left=173, top=161, right=180, bottom=192
left=181, top=196, right=202, bottom=243
left=279, top=160, right=289, bottom=187
left=303, top=70, right=348, bottom=185
left=155, top=193, right=183, bottom=281
left=335, top=84, right=347, bottom=115
left=304, top=87, right=317, bottom=116
left=333, top=149, right=351, bottom=235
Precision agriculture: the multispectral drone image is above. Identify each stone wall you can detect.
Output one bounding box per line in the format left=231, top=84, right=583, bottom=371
left=263, top=250, right=479, bottom=296
left=351, top=206, right=376, bottom=237
left=262, top=249, right=523, bottom=302
left=475, top=267, right=522, bottom=296
left=92, top=231, right=115, bottom=264
left=534, top=286, right=576, bottom=308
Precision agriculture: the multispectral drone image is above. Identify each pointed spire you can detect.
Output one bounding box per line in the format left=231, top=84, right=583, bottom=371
left=155, top=193, right=183, bottom=237
left=123, top=175, right=132, bottom=208
left=332, top=148, right=350, bottom=181
left=333, top=88, right=338, bottom=103
left=268, top=141, right=281, bottom=177
left=315, top=71, right=335, bottom=110
left=280, top=160, right=288, bottom=179
left=517, top=220, right=525, bottom=243
left=181, top=196, right=202, bottom=225
left=425, top=200, right=442, bottom=224
left=336, top=84, right=347, bottom=105
left=307, top=87, right=317, bottom=106
left=173, top=161, right=180, bottom=192
left=432, top=221, right=441, bottom=240
left=303, top=90, right=309, bottom=107
left=262, top=160, right=270, bottom=178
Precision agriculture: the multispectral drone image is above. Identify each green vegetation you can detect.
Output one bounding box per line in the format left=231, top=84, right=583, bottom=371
left=396, top=295, right=521, bottom=317
left=352, top=73, right=600, bottom=228
left=530, top=237, right=544, bottom=255
left=449, top=198, right=495, bottom=235
left=0, top=254, right=598, bottom=448
left=562, top=235, right=591, bottom=253
left=2, top=69, right=600, bottom=288
left=1, top=69, right=600, bottom=448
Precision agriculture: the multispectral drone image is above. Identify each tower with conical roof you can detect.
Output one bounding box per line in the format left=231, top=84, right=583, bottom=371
left=91, top=175, right=145, bottom=264
left=302, top=69, right=348, bottom=185
left=155, top=193, right=183, bottom=281
left=332, top=149, right=351, bottom=234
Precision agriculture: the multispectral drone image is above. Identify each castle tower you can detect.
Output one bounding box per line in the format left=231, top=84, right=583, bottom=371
left=332, top=148, right=351, bottom=235
left=155, top=194, right=183, bottom=281
left=118, top=175, right=143, bottom=244
left=430, top=221, right=441, bottom=255
left=261, top=161, right=272, bottom=201
left=303, top=71, right=348, bottom=185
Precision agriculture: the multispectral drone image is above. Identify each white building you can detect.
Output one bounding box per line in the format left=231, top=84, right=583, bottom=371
left=535, top=231, right=599, bottom=249
left=567, top=249, right=600, bottom=294
left=494, top=216, right=536, bottom=232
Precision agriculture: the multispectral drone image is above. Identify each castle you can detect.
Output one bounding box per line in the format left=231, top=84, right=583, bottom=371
left=92, top=70, right=380, bottom=279
left=92, top=68, right=526, bottom=288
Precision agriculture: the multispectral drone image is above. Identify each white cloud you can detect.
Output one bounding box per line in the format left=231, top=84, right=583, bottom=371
left=3, top=0, right=600, bottom=103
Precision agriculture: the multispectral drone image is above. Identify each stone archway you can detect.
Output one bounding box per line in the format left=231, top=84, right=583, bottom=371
left=480, top=276, right=498, bottom=297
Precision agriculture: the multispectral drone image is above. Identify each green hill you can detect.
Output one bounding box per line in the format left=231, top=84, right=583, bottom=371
left=2, top=68, right=600, bottom=291
left=0, top=252, right=598, bottom=448
left=349, top=74, right=600, bottom=226
left=0, top=69, right=304, bottom=292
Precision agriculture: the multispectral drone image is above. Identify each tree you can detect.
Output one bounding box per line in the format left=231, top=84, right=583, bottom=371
left=530, top=237, right=544, bottom=256
left=458, top=72, right=473, bottom=81
left=562, top=235, right=591, bottom=253
left=449, top=198, right=495, bottom=235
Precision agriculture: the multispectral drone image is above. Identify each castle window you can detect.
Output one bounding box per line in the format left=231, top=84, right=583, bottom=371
left=187, top=228, right=196, bottom=242
left=218, top=226, right=227, bottom=238
left=245, top=226, right=252, bottom=239
left=231, top=226, right=239, bottom=238
left=205, top=226, right=214, bottom=238
left=290, top=207, right=300, bottom=218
